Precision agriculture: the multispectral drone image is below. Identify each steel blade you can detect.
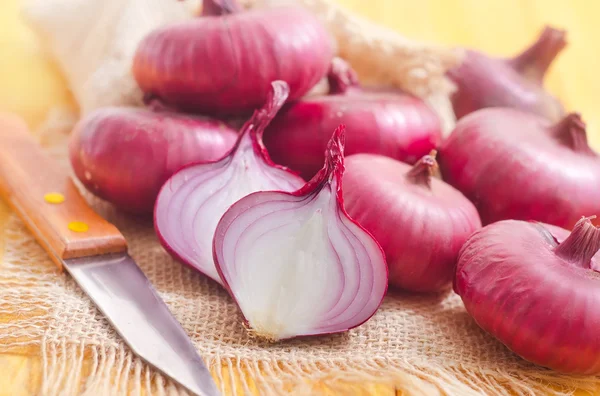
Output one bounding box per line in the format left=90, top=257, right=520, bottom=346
left=64, top=253, right=219, bottom=396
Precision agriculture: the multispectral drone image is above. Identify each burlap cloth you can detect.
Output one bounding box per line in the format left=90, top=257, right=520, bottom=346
left=3, top=0, right=600, bottom=394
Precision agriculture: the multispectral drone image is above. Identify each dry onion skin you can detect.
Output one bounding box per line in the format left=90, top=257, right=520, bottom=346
left=213, top=125, right=388, bottom=341
left=455, top=217, right=600, bottom=374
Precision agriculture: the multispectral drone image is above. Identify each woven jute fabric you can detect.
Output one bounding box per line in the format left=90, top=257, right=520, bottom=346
left=1, top=116, right=599, bottom=396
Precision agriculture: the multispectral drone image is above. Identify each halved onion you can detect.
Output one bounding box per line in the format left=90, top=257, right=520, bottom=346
left=213, top=125, right=388, bottom=341
left=154, top=81, right=305, bottom=283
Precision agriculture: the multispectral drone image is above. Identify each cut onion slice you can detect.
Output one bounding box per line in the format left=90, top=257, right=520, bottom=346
left=213, top=126, right=388, bottom=341
left=154, top=81, right=305, bottom=284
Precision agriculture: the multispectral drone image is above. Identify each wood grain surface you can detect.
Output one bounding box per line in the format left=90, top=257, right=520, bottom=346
left=0, top=114, right=127, bottom=268
left=1, top=0, right=600, bottom=395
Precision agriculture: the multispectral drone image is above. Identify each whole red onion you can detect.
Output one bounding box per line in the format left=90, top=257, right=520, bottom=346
left=132, top=0, right=333, bottom=116
left=263, top=57, right=443, bottom=180
left=69, top=105, right=237, bottom=214
left=438, top=108, right=600, bottom=229
left=455, top=217, right=600, bottom=374
left=343, top=151, right=481, bottom=292
left=448, top=26, right=566, bottom=121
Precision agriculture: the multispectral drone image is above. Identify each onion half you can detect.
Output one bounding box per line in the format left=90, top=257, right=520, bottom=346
left=154, top=81, right=305, bottom=283
left=213, top=125, right=388, bottom=341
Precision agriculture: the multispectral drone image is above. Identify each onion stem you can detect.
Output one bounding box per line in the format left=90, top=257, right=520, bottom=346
left=201, top=0, right=242, bottom=17
left=510, top=26, right=567, bottom=83
left=406, top=150, right=438, bottom=188
left=327, top=58, right=360, bottom=95
left=324, top=126, right=345, bottom=182
left=143, top=93, right=174, bottom=113
left=554, top=216, right=600, bottom=269
left=550, top=113, right=595, bottom=155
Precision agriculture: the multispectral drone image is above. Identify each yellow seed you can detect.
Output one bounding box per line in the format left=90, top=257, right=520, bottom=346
left=44, top=192, right=65, bottom=204
left=68, top=221, right=89, bottom=233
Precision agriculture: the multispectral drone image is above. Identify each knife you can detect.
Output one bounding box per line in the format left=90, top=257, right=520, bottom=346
left=0, top=114, right=219, bottom=396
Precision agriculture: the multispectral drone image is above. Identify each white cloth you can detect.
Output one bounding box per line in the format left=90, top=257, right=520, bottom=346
left=22, top=0, right=200, bottom=114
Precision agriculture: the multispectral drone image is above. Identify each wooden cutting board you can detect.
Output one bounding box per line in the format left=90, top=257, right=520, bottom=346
left=1, top=0, right=600, bottom=395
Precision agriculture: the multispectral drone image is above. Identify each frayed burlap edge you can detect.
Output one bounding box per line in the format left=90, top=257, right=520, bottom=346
left=0, top=340, right=589, bottom=395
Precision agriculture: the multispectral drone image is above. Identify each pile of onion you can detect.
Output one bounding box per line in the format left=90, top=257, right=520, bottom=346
left=263, top=57, right=443, bottom=180
left=214, top=125, right=388, bottom=341
left=132, top=0, right=333, bottom=116
left=438, top=109, right=600, bottom=229
left=342, top=151, right=481, bottom=292
left=154, top=81, right=305, bottom=284
left=455, top=216, right=600, bottom=374
left=69, top=103, right=237, bottom=213
left=448, top=26, right=566, bottom=121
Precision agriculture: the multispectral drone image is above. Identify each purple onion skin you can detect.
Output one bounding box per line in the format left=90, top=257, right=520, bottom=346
left=438, top=108, right=600, bottom=230
left=132, top=4, right=333, bottom=116
left=343, top=153, right=481, bottom=292
left=263, top=82, right=442, bottom=180
left=448, top=26, right=566, bottom=121
left=69, top=107, right=237, bottom=214
left=455, top=218, right=600, bottom=374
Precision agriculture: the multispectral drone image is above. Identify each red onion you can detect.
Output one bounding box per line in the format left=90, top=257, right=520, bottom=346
left=263, top=57, right=443, bottom=180
left=342, top=151, right=481, bottom=292
left=155, top=81, right=305, bottom=284
left=213, top=125, right=387, bottom=341
left=448, top=26, right=566, bottom=121
left=69, top=105, right=237, bottom=214
left=438, top=108, right=600, bottom=229
left=455, top=216, right=600, bottom=374
left=132, top=0, right=333, bottom=116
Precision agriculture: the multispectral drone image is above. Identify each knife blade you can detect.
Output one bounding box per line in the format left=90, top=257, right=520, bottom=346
left=0, top=113, right=219, bottom=396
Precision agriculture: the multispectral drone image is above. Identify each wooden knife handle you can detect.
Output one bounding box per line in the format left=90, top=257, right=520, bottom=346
left=0, top=113, right=127, bottom=269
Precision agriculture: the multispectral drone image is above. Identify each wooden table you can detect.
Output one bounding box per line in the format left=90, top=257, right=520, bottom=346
left=1, top=0, right=599, bottom=394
